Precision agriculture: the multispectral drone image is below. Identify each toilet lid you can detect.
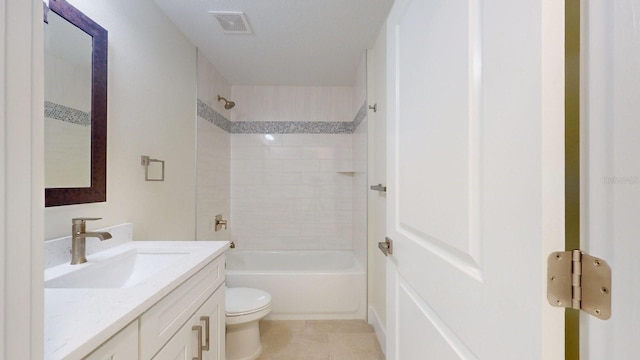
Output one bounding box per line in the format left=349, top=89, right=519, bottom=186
left=226, top=287, right=272, bottom=315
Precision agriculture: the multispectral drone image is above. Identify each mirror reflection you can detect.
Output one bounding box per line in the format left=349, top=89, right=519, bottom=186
left=44, top=9, right=92, bottom=188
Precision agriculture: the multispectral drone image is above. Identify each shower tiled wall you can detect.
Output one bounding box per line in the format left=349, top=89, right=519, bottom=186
left=196, top=51, right=231, bottom=241
left=229, top=85, right=367, bottom=250
left=231, top=86, right=353, bottom=123
left=231, top=133, right=354, bottom=249
left=352, top=55, right=369, bottom=268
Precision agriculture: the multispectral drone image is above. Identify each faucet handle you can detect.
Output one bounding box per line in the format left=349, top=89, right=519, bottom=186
left=72, top=217, right=102, bottom=224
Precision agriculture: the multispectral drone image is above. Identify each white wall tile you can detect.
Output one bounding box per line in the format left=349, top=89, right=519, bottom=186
left=267, top=147, right=301, bottom=159
left=352, top=115, right=368, bottom=271
left=282, top=159, right=321, bottom=173
left=233, top=134, right=284, bottom=147
left=197, top=51, right=231, bottom=114
left=231, top=159, right=284, bottom=173
left=230, top=146, right=267, bottom=160
left=282, top=134, right=352, bottom=147
left=264, top=173, right=301, bottom=185
left=196, top=52, right=231, bottom=241
left=228, top=75, right=370, bottom=252
left=231, top=86, right=353, bottom=123
left=320, top=198, right=354, bottom=211
left=231, top=131, right=355, bottom=250
left=320, top=160, right=354, bottom=172
left=352, top=54, right=368, bottom=117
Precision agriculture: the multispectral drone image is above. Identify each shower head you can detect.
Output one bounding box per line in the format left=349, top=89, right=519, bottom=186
left=217, top=95, right=236, bottom=110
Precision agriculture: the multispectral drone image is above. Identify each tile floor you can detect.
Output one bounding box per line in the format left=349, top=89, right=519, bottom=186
left=257, top=320, right=385, bottom=360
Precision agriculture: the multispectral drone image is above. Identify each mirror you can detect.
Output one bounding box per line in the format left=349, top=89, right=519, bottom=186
left=44, top=0, right=108, bottom=207
left=45, top=8, right=92, bottom=188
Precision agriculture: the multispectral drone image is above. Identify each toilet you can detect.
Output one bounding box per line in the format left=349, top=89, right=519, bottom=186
left=225, top=287, right=273, bottom=360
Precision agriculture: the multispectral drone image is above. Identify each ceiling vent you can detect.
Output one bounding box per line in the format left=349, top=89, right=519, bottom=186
left=209, top=11, right=252, bottom=34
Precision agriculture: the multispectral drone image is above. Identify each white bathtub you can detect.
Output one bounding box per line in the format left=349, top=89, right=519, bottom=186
left=225, top=250, right=366, bottom=320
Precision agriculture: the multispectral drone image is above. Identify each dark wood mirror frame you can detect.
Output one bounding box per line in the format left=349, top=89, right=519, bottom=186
left=44, top=0, right=108, bottom=207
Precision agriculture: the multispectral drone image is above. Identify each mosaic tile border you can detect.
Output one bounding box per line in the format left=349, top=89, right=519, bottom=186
left=232, top=120, right=353, bottom=134
left=352, top=101, right=368, bottom=130
left=197, top=99, right=367, bottom=134
left=44, top=101, right=91, bottom=126
left=197, top=98, right=233, bottom=132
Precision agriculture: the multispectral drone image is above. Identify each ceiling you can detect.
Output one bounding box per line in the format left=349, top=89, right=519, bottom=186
left=153, top=0, right=394, bottom=86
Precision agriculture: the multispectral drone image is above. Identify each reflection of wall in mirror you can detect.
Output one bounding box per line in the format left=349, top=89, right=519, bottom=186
left=44, top=9, right=92, bottom=111
left=45, top=116, right=91, bottom=188
left=44, top=51, right=92, bottom=188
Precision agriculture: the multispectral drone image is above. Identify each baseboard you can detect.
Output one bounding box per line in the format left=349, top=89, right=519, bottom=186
left=368, top=306, right=386, bottom=355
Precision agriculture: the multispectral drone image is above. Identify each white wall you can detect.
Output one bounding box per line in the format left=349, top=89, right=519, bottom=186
left=196, top=51, right=231, bottom=241
left=44, top=0, right=198, bottom=241
left=367, top=23, right=387, bottom=345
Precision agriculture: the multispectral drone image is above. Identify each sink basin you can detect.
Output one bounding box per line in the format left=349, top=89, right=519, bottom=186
left=45, top=249, right=188, bottom=288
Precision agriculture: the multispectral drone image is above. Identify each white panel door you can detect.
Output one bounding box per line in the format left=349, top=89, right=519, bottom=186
left=385, top=0, right=565, bottom=359
left=582, top=0, right=640, bottom=358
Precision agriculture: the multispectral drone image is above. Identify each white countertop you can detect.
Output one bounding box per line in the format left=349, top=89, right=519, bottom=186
left=44, top=240, right=229, bottom=360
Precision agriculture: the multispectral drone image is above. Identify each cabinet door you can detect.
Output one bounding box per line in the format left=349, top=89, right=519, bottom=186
left=83, top=320, right=138, bottom=360
left=153, top=286, right=225, bottom=360
left=199, top=287, right=225, bottom=360
left=140, top=256, right=225, bottom=360
left=152, top=319, right=198, bottom=360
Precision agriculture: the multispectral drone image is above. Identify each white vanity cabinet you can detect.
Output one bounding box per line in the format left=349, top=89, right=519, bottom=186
left=153, top=288, right=225, bottom=360
left=199, top=287, right=225, bottom=360
left=141, top=253, right=225, bottom=360
left=45, top=238, right=230, bottom=360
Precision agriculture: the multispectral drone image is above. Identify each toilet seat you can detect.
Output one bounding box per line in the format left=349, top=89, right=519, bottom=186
left=225, top=287, right=272, bottom=324
left=227, top=302, right=272, bottom=317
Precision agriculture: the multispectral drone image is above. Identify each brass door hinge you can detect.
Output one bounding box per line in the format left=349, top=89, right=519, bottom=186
left=547, top=250, right=611, bottom=320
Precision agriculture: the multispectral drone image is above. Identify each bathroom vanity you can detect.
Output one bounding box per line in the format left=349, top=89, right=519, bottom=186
left=44, top=224, right=229, bottom=359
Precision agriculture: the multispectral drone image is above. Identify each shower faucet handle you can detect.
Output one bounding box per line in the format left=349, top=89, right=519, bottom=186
left=214, top=214, right=228, bottom=231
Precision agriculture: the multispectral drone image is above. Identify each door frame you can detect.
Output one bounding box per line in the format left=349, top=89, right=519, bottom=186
left=2, top=0, right=45, bottom=359
left=565, top=0, right=581, bottom=358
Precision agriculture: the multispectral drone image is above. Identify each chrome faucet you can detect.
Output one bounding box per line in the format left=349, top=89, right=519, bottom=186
left=71, top=217, right=112, bottom=265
